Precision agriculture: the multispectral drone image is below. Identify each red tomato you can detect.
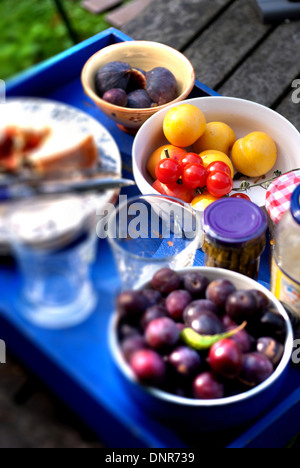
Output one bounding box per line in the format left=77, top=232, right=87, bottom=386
left=152, top=179, right=195, bottom=203
left=155, top=158, right=182, bottom=184
left=206, top=171, right=233, bottom=198
left=206, top=161, right=232, bottom=177
left=179, top=152, right=203, bottom=169
left=230, top=193, right=251, bottom=201
left=182, top=163, right=208, bottom=189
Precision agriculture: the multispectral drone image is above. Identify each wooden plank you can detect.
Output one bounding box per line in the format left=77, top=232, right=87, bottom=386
left=275, top=85, right=300, bottom=132
left=81, top=0, right=122, bottom=15
left=121, top=0, right=233, bottom=50
left=106, top=0, right=155, bottom=28
left=218, top=20, right=300, bottom=107
left=183, top=0, right=270, bottom=90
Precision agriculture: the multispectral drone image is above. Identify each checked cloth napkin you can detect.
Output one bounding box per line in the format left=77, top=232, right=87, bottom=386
left=266, top=170, right=300, bottom=224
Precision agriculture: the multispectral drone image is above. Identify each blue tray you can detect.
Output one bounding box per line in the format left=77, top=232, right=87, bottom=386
left=2, top=27, right=300, bottom=448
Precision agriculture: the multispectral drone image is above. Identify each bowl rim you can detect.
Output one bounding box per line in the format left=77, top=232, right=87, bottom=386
left=132, top=95, right=300, bottom=206
left=81, top=40, right=196, bottom=113
left=109, top=266, right=294, bottom=408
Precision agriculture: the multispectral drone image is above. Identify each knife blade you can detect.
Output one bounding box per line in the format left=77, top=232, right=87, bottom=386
left=0, top=177, right=135, bottom=202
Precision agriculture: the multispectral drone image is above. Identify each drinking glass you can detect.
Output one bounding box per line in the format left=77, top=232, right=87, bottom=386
left=7, top=196, right=98, bottom=328
left=105, top=194, right=203, bottom=290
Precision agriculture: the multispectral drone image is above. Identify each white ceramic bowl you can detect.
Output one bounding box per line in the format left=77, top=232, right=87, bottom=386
left=109, top=266, right=293, bottom=432
left=132, top=96, right=300, bottom=209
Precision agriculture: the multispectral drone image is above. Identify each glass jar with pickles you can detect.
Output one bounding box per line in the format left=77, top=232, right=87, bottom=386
left=202, top=198, right=268, bottom=279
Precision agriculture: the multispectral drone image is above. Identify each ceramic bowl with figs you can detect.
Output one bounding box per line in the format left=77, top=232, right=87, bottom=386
left=109, top=267, right=293, bottom=431
left=81, top=41, right=195, bottom=134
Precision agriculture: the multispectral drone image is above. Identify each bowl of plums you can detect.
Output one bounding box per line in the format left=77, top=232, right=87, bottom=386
left=109, top=267, right=293, bottom=431
left=81, top=41, right=195, bottom=134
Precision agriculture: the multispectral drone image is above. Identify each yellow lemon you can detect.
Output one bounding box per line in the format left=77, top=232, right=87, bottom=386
left=231, top=131, right=277, bottom=177
left=146, top=144, right=187, bottom=179
left=199, top=151, right=235, bottom=178
left=193, top=121, right=236, bottom=156
left=191, top=192, right=219, bottom=210
left=163, top=104, right=206, bottom=147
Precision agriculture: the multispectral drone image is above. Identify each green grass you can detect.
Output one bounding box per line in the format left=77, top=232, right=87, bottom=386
left=0, top=0, right=130, bottom=80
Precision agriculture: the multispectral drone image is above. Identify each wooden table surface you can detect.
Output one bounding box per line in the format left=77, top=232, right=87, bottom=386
left=1, top=0, right=300, bottom=448
left=122, top=0, right=300, bottom=132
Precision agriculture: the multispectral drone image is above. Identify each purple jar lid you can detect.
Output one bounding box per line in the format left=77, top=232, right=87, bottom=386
left=204, top=198, right=268, bottom=246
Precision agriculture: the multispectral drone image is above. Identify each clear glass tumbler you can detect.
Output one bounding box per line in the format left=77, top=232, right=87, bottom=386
left=105, top=194, right=203, bottom=290
left=8, top=196, right=98, bottom=328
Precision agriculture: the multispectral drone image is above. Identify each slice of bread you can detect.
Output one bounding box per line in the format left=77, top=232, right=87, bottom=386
left=0, top=126, right=50, bottom=172
left=27, top=132, right=99, bottom=174
left=0, top=125, right=99, bottom=174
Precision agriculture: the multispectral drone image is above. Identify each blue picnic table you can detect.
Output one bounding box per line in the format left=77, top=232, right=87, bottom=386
left=1, top=27, right=300, bottom=448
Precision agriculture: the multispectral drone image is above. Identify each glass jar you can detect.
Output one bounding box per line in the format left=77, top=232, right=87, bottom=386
left=202, top=198, right=268, bottom=279
left=271, top=184, right=300, bottom=326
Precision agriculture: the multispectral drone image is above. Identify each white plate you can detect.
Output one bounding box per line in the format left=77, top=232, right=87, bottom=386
left=0, top=97, right=122, bottom=253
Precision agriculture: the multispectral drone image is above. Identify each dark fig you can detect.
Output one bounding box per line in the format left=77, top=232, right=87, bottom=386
left=127, top=89, right=153, bottom=108
left=126, top=68, right=147, bottom=93
left=146, top=67, right=178, bottom=106
left=102, top=88, right=128, bottom=107
left=95, top=61, right=131, bottom=96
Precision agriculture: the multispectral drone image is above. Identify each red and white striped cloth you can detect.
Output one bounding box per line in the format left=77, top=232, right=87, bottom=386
left=266, top=170, right=300, bottom=224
